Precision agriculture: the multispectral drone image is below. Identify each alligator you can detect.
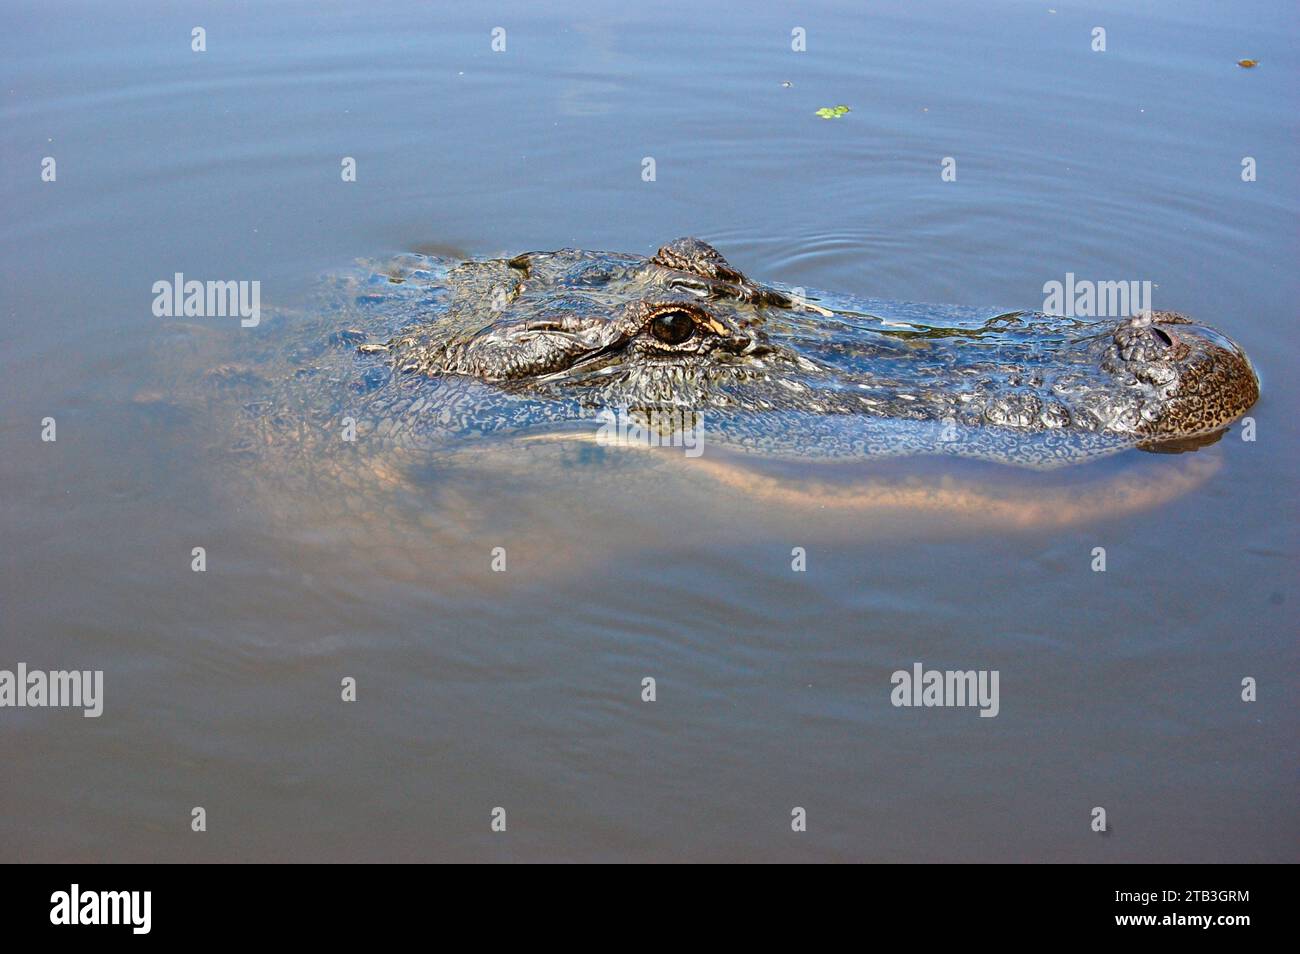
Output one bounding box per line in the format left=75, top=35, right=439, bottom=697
left=358, top=237, right=1259, bottom=467
left=147, top=238, right=1260, bottom=552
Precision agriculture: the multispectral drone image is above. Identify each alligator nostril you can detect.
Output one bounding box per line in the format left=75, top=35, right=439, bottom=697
left=1152, top=327, right=1174, bottom=347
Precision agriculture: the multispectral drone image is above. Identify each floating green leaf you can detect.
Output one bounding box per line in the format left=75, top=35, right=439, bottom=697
left=815, top=104, right=851, bottom=119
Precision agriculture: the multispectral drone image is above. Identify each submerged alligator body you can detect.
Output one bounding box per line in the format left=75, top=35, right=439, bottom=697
left=140, top=237, right=1264, bottom=561
left=330, top=237, right=1259, bottom=468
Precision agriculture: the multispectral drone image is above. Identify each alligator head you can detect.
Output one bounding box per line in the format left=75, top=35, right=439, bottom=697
left=389, top=238, right=1259, bottom=461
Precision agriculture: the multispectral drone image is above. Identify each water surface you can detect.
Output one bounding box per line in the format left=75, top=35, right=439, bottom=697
left=1, top=0, right=1296, bottom=861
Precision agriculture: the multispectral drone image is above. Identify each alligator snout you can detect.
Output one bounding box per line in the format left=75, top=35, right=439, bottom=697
left=1106, top=311, right=1259, bottom=441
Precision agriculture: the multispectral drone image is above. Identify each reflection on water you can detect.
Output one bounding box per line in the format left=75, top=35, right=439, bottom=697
left=1, top=0, right=1296, bottom=861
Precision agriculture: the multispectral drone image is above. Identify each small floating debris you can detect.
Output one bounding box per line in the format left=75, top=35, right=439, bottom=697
left=815, top=104, right=851, bottom=119
left=1237, top=59, right=1259, bottom=68
left=781, top=80, right=792, bottom=88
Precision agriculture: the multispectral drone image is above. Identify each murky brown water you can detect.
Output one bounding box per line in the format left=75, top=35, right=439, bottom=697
left=2, top=0, right=1296, bottom=861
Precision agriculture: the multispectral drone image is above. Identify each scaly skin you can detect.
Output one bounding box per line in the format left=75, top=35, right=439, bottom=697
left=364, top=238, right=1258, bottom=468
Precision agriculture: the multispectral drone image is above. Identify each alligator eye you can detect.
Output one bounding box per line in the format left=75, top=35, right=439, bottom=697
left=650, top=309, right=696, bottom=345
left=1152, top=327, right=1174, bottom=347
